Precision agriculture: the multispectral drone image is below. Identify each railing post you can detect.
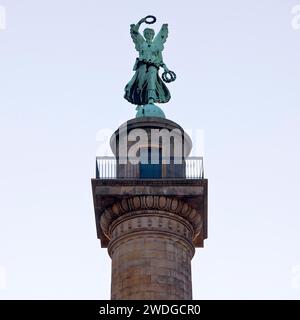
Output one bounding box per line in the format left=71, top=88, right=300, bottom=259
left=96, top=159, right=100, bottom=179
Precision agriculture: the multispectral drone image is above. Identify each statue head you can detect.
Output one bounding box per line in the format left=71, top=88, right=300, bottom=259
left=143, top=28, right=155, bottom=41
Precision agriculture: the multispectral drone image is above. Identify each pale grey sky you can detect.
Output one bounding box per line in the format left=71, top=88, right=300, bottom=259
left=0, top=0, right=300, bottom=299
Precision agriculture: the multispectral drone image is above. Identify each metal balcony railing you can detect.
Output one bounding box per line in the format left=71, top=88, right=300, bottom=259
left=95, top=156, right=204, bottom=179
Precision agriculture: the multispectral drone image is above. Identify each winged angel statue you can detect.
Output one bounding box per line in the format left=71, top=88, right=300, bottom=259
left=124, top=15, right=176, bottom=106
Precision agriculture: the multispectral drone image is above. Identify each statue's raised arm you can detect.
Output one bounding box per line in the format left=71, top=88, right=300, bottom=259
left=130, top=18, right=146, bottom=51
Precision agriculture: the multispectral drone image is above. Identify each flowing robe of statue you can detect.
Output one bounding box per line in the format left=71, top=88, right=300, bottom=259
left=124, top=22, right=171, bottom=106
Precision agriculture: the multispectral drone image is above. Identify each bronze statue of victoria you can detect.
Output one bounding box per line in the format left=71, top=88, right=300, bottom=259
left=124, top=15, right=176, bottom=118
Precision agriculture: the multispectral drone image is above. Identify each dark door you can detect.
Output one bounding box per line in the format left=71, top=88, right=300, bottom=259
left=140, top=147, right=162, bottom=179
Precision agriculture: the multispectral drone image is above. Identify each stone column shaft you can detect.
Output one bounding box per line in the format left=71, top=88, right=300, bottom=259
left=100, top=196, right=202, bottom=300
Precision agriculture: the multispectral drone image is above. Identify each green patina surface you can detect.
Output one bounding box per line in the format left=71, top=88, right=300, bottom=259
left=135, top=104, right=166, bottom=118
left=123, top=15, right=176, bottom=118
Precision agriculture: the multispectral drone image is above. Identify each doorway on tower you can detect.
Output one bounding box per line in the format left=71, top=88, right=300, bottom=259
left=139, top=147, right=185, bottom=179
left=139, top=147, right=162, bottom=179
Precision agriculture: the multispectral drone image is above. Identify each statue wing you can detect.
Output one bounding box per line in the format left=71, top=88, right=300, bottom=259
left=153, top=24, right=168, bottom=51
left=130, top=24, right=145, bottom=51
